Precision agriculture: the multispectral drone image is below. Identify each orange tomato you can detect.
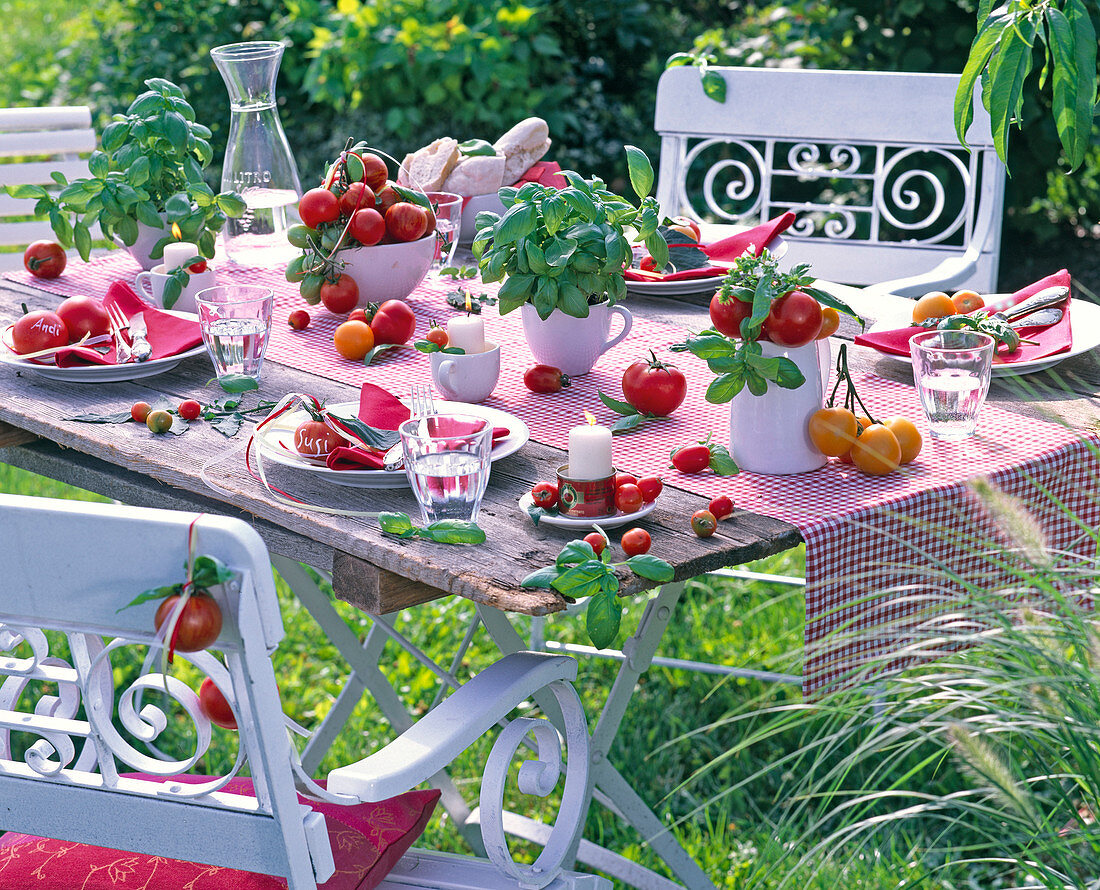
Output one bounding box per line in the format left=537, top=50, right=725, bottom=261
left=333, top=320, right=375, bottom=360
left=851, top=424, right=901, bottom=476
left=816, top=306, right=841, bottom=340
left=885, top=417, right=922, bottom=464
left=951, top=290, right=985, bottom=314
left=808, top=407, right=858, bottom=457
left=837, top=415, right=871, bottom=464
left=912, top=292, right=956, bottom=324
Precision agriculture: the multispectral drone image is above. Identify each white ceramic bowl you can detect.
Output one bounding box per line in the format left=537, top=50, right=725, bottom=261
left=339, top=234, right=434, bottom=304
left=458, top=193, right=507, bottom=246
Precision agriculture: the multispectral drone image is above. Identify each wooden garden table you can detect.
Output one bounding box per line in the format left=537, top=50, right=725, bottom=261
left=2, top=270, right=1099, bottom=890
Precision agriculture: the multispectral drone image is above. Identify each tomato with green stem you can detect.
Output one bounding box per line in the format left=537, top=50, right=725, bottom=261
left=691, top=510, right=717, bottom=537
left=298, top=188, right=340, bottom=228
left=621, top=351, right=687, bottom=416
left=155, top=593, right=222, bottom=652
left=531, top=482, right=559, bottom=509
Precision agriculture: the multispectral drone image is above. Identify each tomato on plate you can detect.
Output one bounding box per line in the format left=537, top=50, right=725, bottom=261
left=23, top=241, right=66, bottom=279
left=614, top=483, right=644, bottom=514
left=56, top=296, right=110, bottom=341
left=294, top=418, right=346, bottom=458
left=154, top=593, right=222, bottom=652
left=637, top=476, right=663, bottom=503
left=198, top=677, right=237, bottom=730
left=622, top=352, right=687, bottom=416
left=614, top=473, right=638, bottom=489
left=298, top=188, right=341, bottom=228
left=11, top=309, right=68, bottom=354
left=763, top=291, right=823, bottom=347
left=531, top=482, right=559, bottom=509
left=370, top=300, right=417, bottom=345
left=320, top=274, right=359, bottom=314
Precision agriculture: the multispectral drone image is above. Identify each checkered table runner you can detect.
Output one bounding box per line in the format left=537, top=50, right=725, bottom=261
left=11, top=255, right=1100, bottom=694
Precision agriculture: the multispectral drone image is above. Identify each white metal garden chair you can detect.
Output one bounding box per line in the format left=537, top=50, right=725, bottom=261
left=0, top=493, right=606, bottom=890
left=654, top=65, right=1006, bottom=298
left=0, top=106, right=97, bottom=270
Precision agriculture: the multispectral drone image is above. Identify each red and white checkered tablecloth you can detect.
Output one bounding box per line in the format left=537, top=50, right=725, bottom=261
left=10, top=255, right=1100, bottom=694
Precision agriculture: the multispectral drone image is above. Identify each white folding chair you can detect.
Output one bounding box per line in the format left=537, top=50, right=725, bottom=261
left=0, top=493, right=606, bottom=890
left=0, top=106, right=98, bottom=270
left=654, top=65, right=1006, bottom=298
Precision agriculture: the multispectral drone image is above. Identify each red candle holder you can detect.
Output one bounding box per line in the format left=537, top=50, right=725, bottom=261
left=557, top=464, right=616, bottom=518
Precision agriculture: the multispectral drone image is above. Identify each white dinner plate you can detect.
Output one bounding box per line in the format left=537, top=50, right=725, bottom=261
left=624, top=232, right=788, bottom=298
left=256, top=399, right=530, bottom=489
left=0, top=313, right=206, bottom=383
left=519, top=491, right=656, bottom=529
left=864, top=296, right=1100, bottom=377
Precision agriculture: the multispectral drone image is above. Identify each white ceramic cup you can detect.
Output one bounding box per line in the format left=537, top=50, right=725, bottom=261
left=430, top=343, right=501, bottom=403
left=520, top=303, right=633, bottom=376
left=135, top=266, right=216, bottom=314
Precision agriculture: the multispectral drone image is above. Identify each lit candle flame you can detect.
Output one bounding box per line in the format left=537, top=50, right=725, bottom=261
left=171, top=223, right=182, bottom=241
left=464, top=289, right=472, bottom=314
left=584, top=411, right=597, bottom=426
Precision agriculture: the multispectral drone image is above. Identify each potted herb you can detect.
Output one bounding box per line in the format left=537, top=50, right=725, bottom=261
left=6, top=78, right=245, bottom=271
left=472, top=146, right=667, bottom=375
left=673, top=249, right=862, bottom=475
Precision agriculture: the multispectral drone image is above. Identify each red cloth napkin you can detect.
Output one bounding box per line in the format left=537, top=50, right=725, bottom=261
left=854, top=270, right=1073, bottom=364
left=624, top=212, right=797, bottom=282
left=514, top=160, right=567, bottom=189
left=325, top=382, right=508, bottom=470
left=54, top=282, right=203, bottom=367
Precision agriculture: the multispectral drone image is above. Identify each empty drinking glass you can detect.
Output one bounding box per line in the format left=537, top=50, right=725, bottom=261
left=426, top=192, right=463, bottom=274
left=195, top=285, right=274, bottom=384
left=910, top=329, right=995, bottom=440
left=399, top=414, right=493, bottom=522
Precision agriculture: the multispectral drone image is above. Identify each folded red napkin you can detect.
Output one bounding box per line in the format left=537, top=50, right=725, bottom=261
left=325, top=382, right=509, bottom=470
left=854, top=270, right=1073, bottom=364
left=54, top=282, right=203, bottom=367
left=624, top=212, right=797, bottom=282
left=514, top=161, right=567, bottom=190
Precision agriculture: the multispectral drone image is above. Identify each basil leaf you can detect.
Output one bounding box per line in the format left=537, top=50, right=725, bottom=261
left=325, top=415, right=400, bottom=451
left=552, top=560, right=607, bottom=597
left=496, top=202, right=538, bottom=245
left=705, top=371, right=746, bottom=403
left=586, top=588, right=622, bottom=650
left=556, top=541, right=598, bottom=568
left=708, top=444, right=739, bottom=477
left=66, top=411, right=133, bottom=424
left=701, top=68, right=728, bottom=103
left=117, top=582, right=184, bottom=612
left=458, top=138, right=498, bottom=157
left=773, top=358, right=805, bottom=390
left=191, top=554, right=234, bottom=589
left=364, top=343, right=401, bottom=366
left=420, top=520, right=486, bottom=545
left=681, top=334, right=736, bottom=360
left=626, top=554, right=675, bottom=583
left=612, top=414, right=646, bottom=434
left=414, top=341, right=441, bottom=353
left=212, top=374, right=259, bottom=394
left=521, top=566, right=561, bottom=589
left=802, top=286, right=864, bottom=328
left=598, top=391, right=637, bottom=416
left=211, top=413, right=244, bottom=437
left=378, top=512, right=416, bottom=538
left=624, top=144, right=655, bottom=200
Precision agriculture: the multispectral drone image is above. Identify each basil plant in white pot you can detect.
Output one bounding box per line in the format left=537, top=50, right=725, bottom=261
left=472, top=146, right=667, bottom=376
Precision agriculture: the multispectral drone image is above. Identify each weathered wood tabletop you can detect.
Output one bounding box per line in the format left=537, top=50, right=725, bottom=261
left=2, top=271, right=1099, bottom=619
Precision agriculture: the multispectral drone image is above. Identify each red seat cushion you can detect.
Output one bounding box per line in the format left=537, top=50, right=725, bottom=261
left=0, top=776, right=439, bottom=890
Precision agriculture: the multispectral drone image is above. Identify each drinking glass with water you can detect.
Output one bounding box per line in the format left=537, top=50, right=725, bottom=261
left=399, top=414, right=493, bottom=523
left=910, top=329, right=995, bottom=440
left=195, top=285, right=274, bottom=384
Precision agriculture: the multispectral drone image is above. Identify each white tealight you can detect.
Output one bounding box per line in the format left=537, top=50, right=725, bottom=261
left=447, top=315, right=485, bottom=354
left=162, top=241, right=200, bottom=273
left=568, top=424, right=613, bottom=480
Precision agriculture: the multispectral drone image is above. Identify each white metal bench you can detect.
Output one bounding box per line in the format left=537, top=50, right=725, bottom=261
left=654, top=66, right=1006, bottom=297
left=0, top=493, right=606, bottom=890
left=0, top=106, right=97, bottom=270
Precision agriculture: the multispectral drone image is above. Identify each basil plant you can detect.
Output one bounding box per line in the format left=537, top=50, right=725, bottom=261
left=6, top=78, right=245, bottom=262
left=472, top=146, right=668, bottom=319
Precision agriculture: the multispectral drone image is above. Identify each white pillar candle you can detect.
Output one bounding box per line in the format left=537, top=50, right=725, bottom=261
left=447, top=315, right=485, bottom=354
left=568, top=423, right=613, bottom=480
left=162, top=241, right=200, bottom=273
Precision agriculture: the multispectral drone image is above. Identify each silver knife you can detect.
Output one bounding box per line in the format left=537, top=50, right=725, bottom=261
left=128, top=312, right=153, bottom=362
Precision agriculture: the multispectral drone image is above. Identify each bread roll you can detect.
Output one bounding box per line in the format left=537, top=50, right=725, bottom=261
left=494, top=117, right=551, bottom=185
left=398, top=137, right=460, bottom=192
left=442, top=154, right=506, bottom=196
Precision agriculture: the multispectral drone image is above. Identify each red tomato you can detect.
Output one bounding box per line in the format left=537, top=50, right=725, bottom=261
left=154, top=594, right=222, bottom=652
left=370, top=300, right=417, bottom=345
left=288, top=309, right=311, bottom=331
left=298, top=187, right=341, bottom=228
left=425, top=326, right=449, bottom=348
left=637, top=476, right=663, bottom=503
left=583, top=532, right=607, bottom=557
left=671, top=444, right=711, bottom=473
left=131, top=401, right=152, bottom=423
left=294, top=419, right=346, bottom=458
left=615, top=483, right=644, bottom=514
left=385, top=203, right=429, bottom=242
left=763, top=291, right=823, bottom=348
left=669, top=216, right=701, bottom=241
left=198, top=677, right=237, bottom=730
left=640, top=256, right=657, bottom=272
left=320, top=274, right=359, bottom=314
left=360, top=153, right=389, bottom=192
left=11, top=310, right=68, bottom=354
left=23, top=241, right=66, bottom=278
left=523, top=365, right=570, bottom=393
left=531, top=482, right=559, bottom=509
left=375, top=183, right=401, bottom=213
left=691, top=510, right=717, bottom=537
left=614, top=473, right=638, bottom=489
left=620, top=528, right=651, bottom=557
left=621, top=353, right=687, bottom=416
left=348, top=307, right=372, bottom=324
left=56, top=296, right=111, bottom=341
left=708, top=495, right=734, bottom=520
left=189, top=259, right=208, bottom=274
left=339, top=182, right=375, bottom=217
left=178, top=399, right=202, bottom=421
left=709, top=291, right=753, bottom=339
left=349, top=208, right=385, bottom=246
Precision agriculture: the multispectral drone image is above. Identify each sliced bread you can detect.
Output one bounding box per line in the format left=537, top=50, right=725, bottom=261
left=442, top=154, right=506, bottom=196
left=398, top=137, right=460, bottom=192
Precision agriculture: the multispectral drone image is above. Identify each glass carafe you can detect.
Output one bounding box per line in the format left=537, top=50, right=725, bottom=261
left=211, top=41, right=302, bottom=267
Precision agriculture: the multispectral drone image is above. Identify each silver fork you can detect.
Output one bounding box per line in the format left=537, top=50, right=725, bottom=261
left=105, top=304, right=132, bottom=363
left=382, top=385, right=437, bottom=471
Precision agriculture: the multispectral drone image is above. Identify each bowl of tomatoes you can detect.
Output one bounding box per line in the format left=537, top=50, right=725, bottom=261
left=339, top=235, right=435, bottom=305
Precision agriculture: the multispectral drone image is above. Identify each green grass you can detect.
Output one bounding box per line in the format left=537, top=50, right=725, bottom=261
left=0, top=465, right=948, bottom=887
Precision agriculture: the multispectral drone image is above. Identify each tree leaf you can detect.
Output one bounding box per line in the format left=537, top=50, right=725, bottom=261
left=986, top=15, right=1038, bottom=165
left=586, top=588, right=622, bottom=650
left=626, top=554, right=675, bottom=582
left=955, top=11, right=1011, bottom=148
left=700, top=68, right=728, bottom=103
left=623, top=145, right=654, bottom=200
left=1059, top=0, right=1098, bottom=169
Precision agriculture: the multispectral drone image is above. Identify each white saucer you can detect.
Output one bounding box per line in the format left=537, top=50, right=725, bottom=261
left=519, top=491, right=656, bottom=529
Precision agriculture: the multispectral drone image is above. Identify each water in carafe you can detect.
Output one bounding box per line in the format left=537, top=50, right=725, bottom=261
left=211, top=42, right=302, bottom=267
